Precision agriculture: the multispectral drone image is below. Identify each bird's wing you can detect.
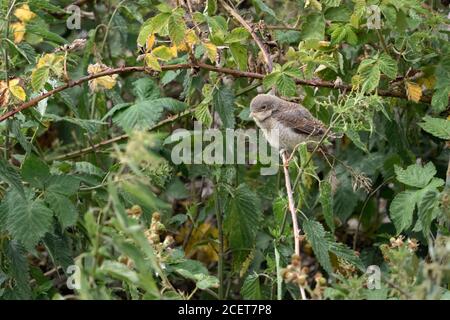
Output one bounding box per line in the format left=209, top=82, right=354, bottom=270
left=273, top=105, right=329, bottom=138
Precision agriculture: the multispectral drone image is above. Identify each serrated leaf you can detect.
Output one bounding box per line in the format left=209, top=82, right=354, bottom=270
left=137, top=13, right=171, bottom=46
left=394, top=162, right=436, bottom=188
left=419, top=116, right=450, bottom=140
left=45, top=192, right=78, bottom=228
left=320, top=181, right=334, bottom=232
left=378, top=53, right=397, bottom=79
left=132, top=78, right=160, bottom=102
left=360, top=63, right=380, bottom=93
left=229, top=43, right=248, bottom=71
left=263, top=71, right=281, bottom=90
left=276, top=74, right=296, bottom=96
left=224, top=184, right=262, bottom=266
left=213, top=86, right=235, bottom=128
left=8, top=79, right=26, bottom=101
left=168, top=15, right=186, bottom=46
left=145, top=54, right=161, bottom=71
left=21, top=155, right=50, bottom=189
left=301, top=13, right=325, bottom=40
left=152, top=45, right=176, bottom=61
left=6, top=189, right=53, bottom=249
left=43, top=232, right=73, bottom=270
left=5, top=240, right=31, bottom=299
left=241, top=274, right=262, bottom=300
left=195, top=103, right=212, bottom=127
left=0, top=159, right=25, bottom=198
left=417, top=190, right=440, bottom=236
left=46, top=175, right=80, bottom=196
left=389, top=190, right=417, bottom=233
left=303, top=220, right=333, bottom=274
left=31, top=67, right=49, bottom=91
left=225, top=27, right=250, bottom=43
left=431, top=86, right=449, bottom=113
left=203, top=42, right=218, bottom=63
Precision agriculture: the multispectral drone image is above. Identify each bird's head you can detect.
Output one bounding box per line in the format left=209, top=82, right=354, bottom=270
left=250, top=94, right=280, bottom=122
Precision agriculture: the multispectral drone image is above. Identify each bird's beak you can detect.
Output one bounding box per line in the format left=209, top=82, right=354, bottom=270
left=249, top=111, right=255, bottom=118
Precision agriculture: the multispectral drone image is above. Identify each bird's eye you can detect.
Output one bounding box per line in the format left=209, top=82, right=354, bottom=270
left=261, top=105, right=267, bottom=110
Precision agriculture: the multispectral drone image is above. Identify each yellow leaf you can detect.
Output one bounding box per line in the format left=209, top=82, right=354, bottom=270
left=8, top=79, right=26, bottom=101
left=0, top=81, right=10, bottom=107
left=203, top=42, right=218, bottom=63
left=14, top=4, right=36, bottom=22
left=185, top=29, right=198, bottom=48
left=405, top=81, right=422, bottom=103
left=169, top=45, right=178, bottom=57
left=36, top=53, right=64, bottom=76
left=152, top=45, right=176, bottom=61
left=87, top=63, right=118, bottom=92
left=144, top=54, right=161, bottom=71
left=11, top=22, right=25, bottom=43
left=145, top=33, right=156, bottom=52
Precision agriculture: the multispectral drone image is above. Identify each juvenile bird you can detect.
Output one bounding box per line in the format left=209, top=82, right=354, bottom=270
left=250, top=94, right=339, bottom=152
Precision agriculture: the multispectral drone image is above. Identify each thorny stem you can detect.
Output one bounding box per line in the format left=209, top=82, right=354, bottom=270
left=0, top=62, right=436, bottom=123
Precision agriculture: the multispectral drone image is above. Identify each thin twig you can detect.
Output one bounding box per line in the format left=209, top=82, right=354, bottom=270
left=281, top=151, right=301, bottom=256
left=46, top=109, right=194, bottom=162
left=219, top=0, right=273, bottom=73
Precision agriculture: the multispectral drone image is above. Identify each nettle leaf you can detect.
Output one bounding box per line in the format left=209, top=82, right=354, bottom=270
left=213, top=86, right=235, bottom=128
left=45, top=192, right=78, bottom=228
left=21, top=155, right=50, bottom=189
left=394, top=162, right=436, bottom=188
left=113, top=98, right=187, bottom=131
left=0, top=159, right=25, bottom=198
left=303, top=220, right=333, bottom=274
left=241, top=273, right=262, bottom=300
left=132, top=78, right=160, bottom=101
left=320, top=180, right=335, bottom=232
left=276, top=74, right=297, bottom=97
left=360, top=63, right=380, bottom=93
left=431, top=87, right=449, bottom=113
left=378, top=53, right=398, bottom=79
left=224, top=184, right=262, bottom=266
left=6, top=189, right=53, bottom=249
left=389, top=190, right=417, bottom=234
left=5, top=240, right=31, bottom=299
left=419, top=116, right=450, bottom=140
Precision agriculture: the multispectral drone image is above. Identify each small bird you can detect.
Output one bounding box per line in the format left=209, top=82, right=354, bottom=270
left=250, top=94, right=339, bottom=153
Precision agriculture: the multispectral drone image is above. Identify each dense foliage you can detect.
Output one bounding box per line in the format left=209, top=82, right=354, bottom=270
left=0, top=0, right=449, bottom=300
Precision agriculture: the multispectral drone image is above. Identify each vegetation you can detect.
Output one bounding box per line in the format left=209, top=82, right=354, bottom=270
left=0, top=0, right=449, bottom=300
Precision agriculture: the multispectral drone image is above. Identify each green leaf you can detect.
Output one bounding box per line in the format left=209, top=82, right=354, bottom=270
left=229, top=43, right=248, bottom=71
left=132, top=78, right=160, bottom=102
left=301, top=13, right=325, bottom=41
left=263, top=71, right=281, bottom=90
left=31, top=67, right=49, bottom=91
left=241, top=274, right=262, bottom=300
left=168, top=15, right=186, bottom=46
left=394, top=162, right=436, bottom=188
left=6, top=189, right=53, bottom=249
left=225, top=27, right=250, bottom=43
left=276, top=74, right=296, bottom=97
left=417, top=189, right=440, bottom=236
left=5, top=240, right=31, bottom=299
left=360, top=63, right=380, bottom=93
left=137, top=12, right=171, bottom=46
left=45, top=192, right=78, bottom=228
left=43, top=232, right=73, bottom=270
left=207, top=0, right=217, bottom=16
left=252, top=0, right=277, bottom=19
left=224, top=184, right=262, bottom=266
left=303, top=219, right=333, bottom=274
left=431, top=87, right=449, bottom=113
left=46, top=175, right=80, bottom=196
left=389, top=190, right=418, bottom=233
left=0, top=159, right=25, bottom=198
left=21, top=155, right=50, bottom=189
left=113, top=98, right=186, bottom=131
left=419, top=116, right=450, bottom=140
left=378, top=53, right=398, bottom=79
left=213, top=86, right=235, bottom=128
left=320, top=180, right=335, bottom=232
left=195, top=103, right=212, bottom=127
